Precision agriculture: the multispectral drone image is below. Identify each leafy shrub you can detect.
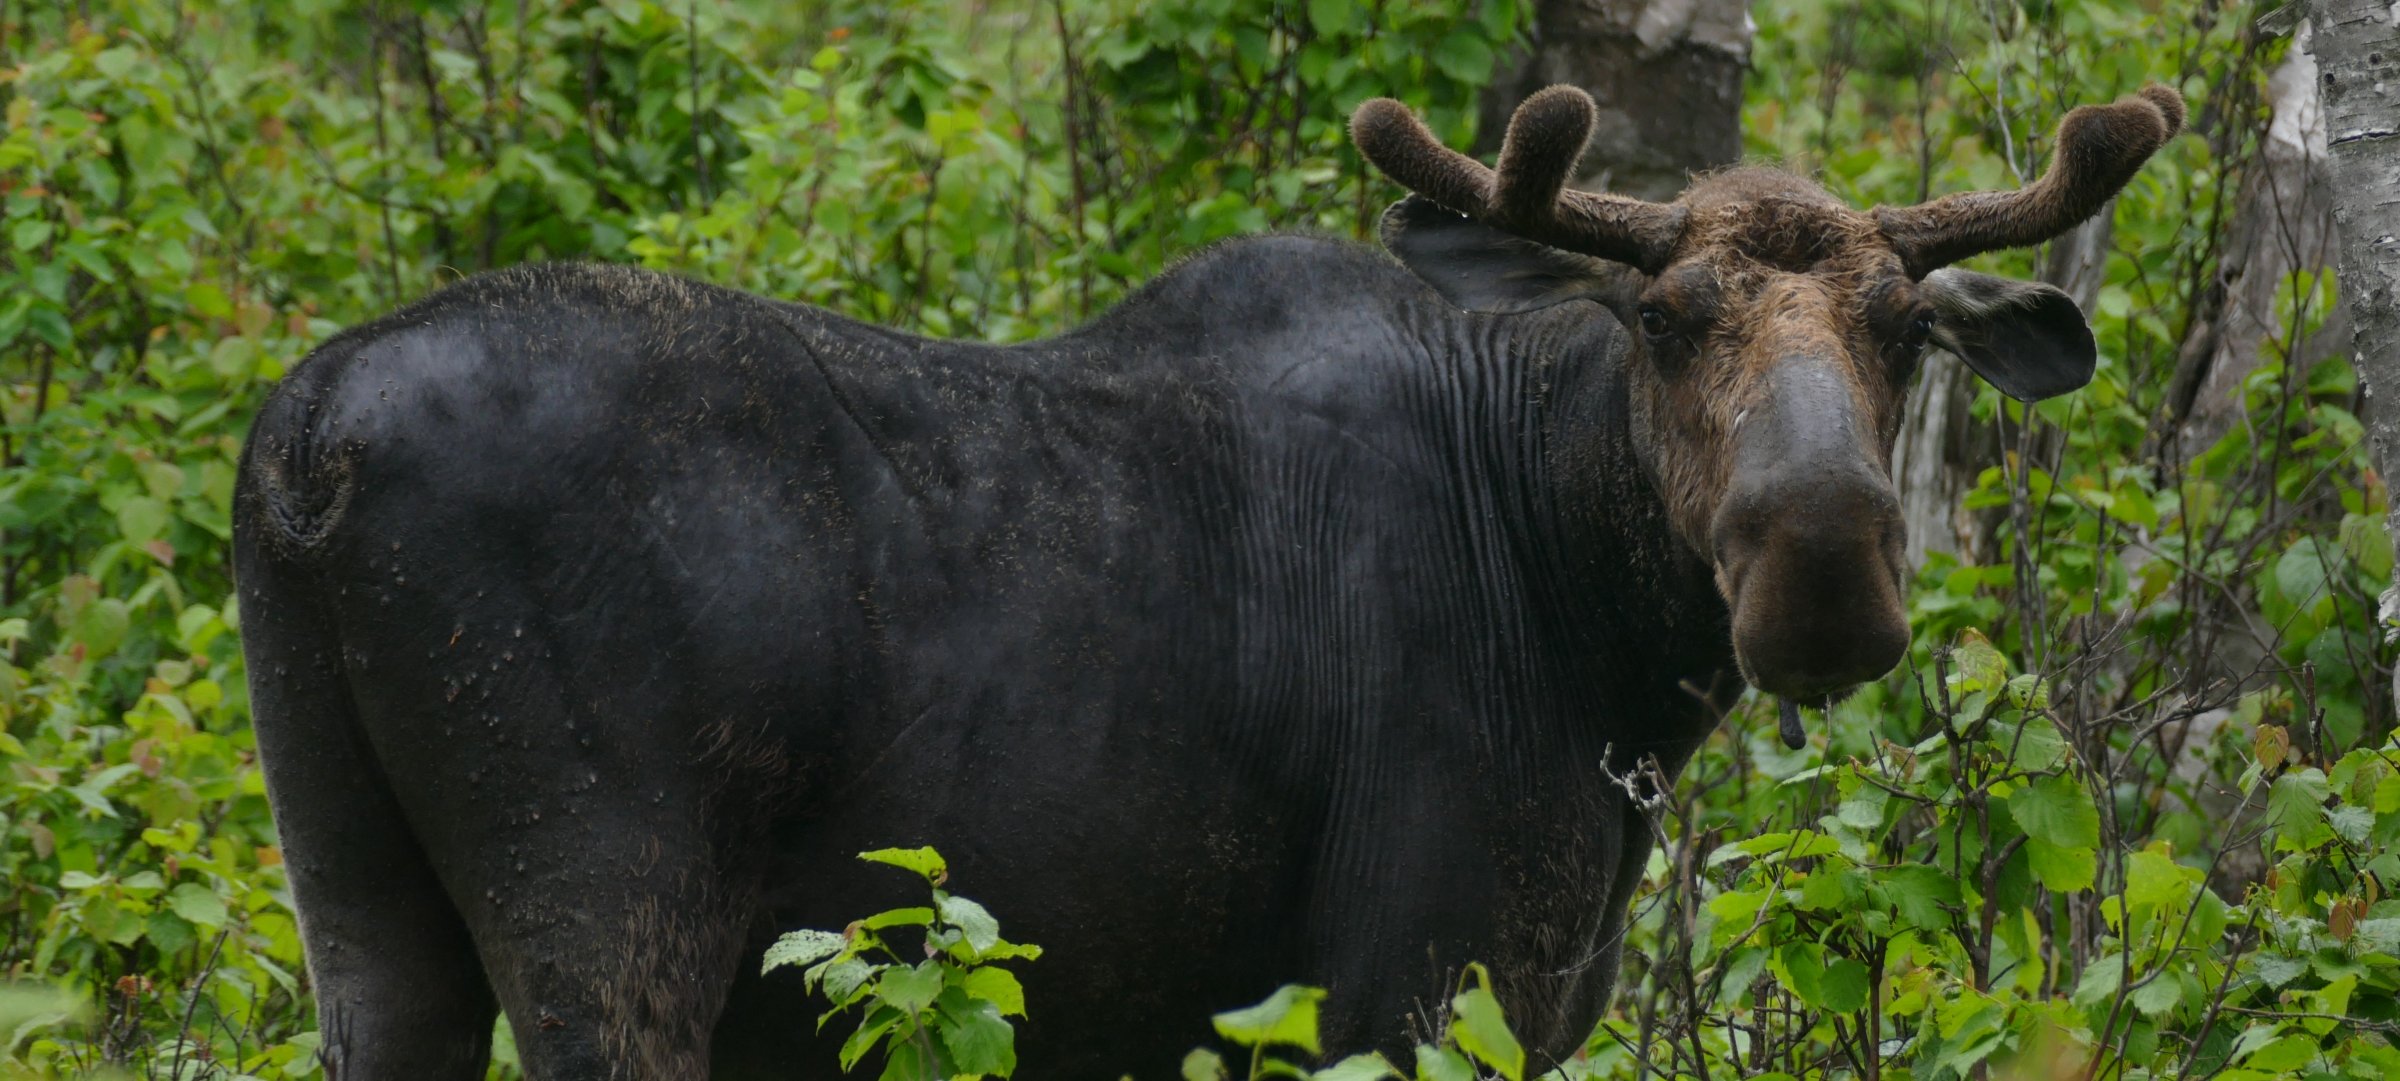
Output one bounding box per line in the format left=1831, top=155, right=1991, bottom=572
left=1, top=0, right=2390, bottom=1078
left=762, top=847, right=1041, bottom=1081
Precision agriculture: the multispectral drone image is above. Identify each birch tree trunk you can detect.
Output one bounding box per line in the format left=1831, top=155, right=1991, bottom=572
left=2166, top=24, right=2341, bottom=460
left=2314, top=0, right=2400, bottom=704
left=1478, top=0, right=1751, bottom=199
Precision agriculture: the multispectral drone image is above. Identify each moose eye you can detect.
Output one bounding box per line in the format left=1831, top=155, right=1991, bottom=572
left=1638, top=305, right=1671, bottom=338
left=1905, top=311, right=1937, bottom=346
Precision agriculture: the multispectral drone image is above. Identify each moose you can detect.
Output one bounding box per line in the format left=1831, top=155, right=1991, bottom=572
left=235, top=83, right=2182, bottom=1077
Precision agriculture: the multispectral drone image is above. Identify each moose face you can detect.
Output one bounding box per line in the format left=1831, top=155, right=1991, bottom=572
left=1354, top=84, right=2182, bottom=724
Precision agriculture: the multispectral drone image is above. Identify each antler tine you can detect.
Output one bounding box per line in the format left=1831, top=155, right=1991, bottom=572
left=1350, top=97, right=1500, bottom=221
left=1875, top=85, right=2185, bottom=279
left=1352, top=88, right=1685, bottom=274
left=1491, top=85, right=1597, bottom=223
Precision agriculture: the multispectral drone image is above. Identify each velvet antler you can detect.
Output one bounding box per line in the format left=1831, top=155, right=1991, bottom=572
left=1875, top=85, right=2186, bottom=279
left=1351, top=85, right=1687, bottom=274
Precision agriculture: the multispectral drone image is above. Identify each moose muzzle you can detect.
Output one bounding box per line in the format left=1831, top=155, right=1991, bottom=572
left=1708, top=357, right=1910, bottom=707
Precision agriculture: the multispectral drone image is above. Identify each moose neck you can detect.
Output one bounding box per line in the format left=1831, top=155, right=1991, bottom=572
left=1494, top=304, right=1738, bottom=764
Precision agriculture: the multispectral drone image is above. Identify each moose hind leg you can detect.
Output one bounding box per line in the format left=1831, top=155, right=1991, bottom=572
left=242, top=586, right=497, bottom=1075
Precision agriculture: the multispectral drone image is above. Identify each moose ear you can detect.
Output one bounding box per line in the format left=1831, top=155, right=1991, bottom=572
left=1919, top=268, right=2098, bottom=402
left=1380, top=196, right=1622, bottom=314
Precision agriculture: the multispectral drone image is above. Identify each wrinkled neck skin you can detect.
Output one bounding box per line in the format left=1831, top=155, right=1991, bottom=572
left=1479, top=298, right=1739, bottom=776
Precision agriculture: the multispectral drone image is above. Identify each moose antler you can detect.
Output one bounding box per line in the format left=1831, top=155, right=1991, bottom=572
left=1875, top=85, right=2185, bottom=278
left=1350, top=86, right=1687, bottom=274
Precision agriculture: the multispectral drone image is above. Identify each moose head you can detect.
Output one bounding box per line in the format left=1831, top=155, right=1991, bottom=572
left=1353, top=84, right=2183, bottom=735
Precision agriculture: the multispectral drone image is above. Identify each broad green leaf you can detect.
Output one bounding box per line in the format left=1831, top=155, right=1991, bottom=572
left=1949, top=629, right=2008, bottom=691
left=1413, top=1044, right=1476, bottom=1081
left=762, top=929, right=845, bottom=974
left=1874, top=865, right=1959, bottom=930
left=166, top=883, right=227, bottom=929
left=70, top=598, right=131, bottom=659
left=838, top=1005, right=905, bottom=1072
left=1312, top=1054, right=1399, bottom=1081
left=858, top=847, right=947, bottom=883
left=861, top=906, right=936, bottom=930
left=1776, top=942, right=1868, bottom=1014
left=1430, top=32, right=1494, bottom=84
left=2006, top=774, right=2100, bottom=850
left=938, top=997, right=1015, bottom=1076
left=1182, top=1049, right=1228, bottom=1081
left=960, top=967, right=1025, bottom=1018
left=1212, top=984, right=1325, bottom=1053
left=2129, top=971, right=2187, bottom=1016
left=938, top=894, right=1002, bottom=954
left=877, top=961, right=944, bottom=1014
left=1449, top=966, right=1524, bottom=1081
left=2267, top=769, right=2334, bottom=849
left=2026, top=838, right=2098, bottom=893
left=877, top=1033, right=932, bottom=1081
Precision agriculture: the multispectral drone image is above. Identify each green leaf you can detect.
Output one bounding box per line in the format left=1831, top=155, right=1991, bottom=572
left=1413, top=1044, right=1476, bottom=1081
left=1430, top=32, right=1494, bottom=85
left=858, top=847, right=947, bottom=883
left=1306, top=0, right=1361, bottom=36
left=960, top=967, right=1025, bottom=1018
left=166, top=883, right=227, bottom=929
left=878, top=961, right=945, bottom=1014
left=762, top=929, right=846, bottom=974
left=877, top=1033, right=933, bottom=1081
left=70, top=598, right=131, bottom=659
left=820, top=958, right=883, bottom=1007
left=938, top=894, right=1001, bottom=954
left=2006, top=774, right=2100, bottom=850
left=2244, top=1033, right=2319, bottom=1071
left=144, top=911, right=197, bottom=954
left=1312, top=1054, right=1399, bottom=1081
left=2122, top=849, right=2194, bottom=910
left=2267, top=769, right=2334, bottom=849
left=2249, top=952, right=2308, bottom=988
left=1211, top=984, right=1325, bottom=1053
left=2130, top=972, right=2186, bottom=1016
left=1776, top=942, right=1869, bottom=1014
left=2025, top=838, right=2098, bottom=892
left=1181, top=1048, right=1229, bottom=1081
left=1449, top=966, right=1524, bottom=1081
left=862, top=906, right=936, bottom=930
left=838, top=1004, right=905, bottom=1072
left=938, top=997, right=1015, bottom=1076
left=1949, top=629, right=2008, bottom=691
left=1874, top=865, right=1959, bottom=929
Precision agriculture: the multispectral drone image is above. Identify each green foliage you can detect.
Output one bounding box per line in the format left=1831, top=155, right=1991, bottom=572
left=762, top=848, right=1040, bottom=1081
left=1, top=0, right=2390, bottom=1078
left=1181, top=963, right=1531, bottom=1081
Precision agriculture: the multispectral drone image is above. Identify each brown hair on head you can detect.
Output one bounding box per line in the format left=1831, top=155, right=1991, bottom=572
left=1350, top=86, right=1687, bottom=274
left=1873, top=85, right=2185, bottom=278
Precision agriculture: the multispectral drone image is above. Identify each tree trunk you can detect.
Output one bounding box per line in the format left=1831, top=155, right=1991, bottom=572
left=2166, top=24, right=2342, bottom=460
left=2314, top=0, right=2400, bottom=706
left=1478, top=0, right=1751, bottom=200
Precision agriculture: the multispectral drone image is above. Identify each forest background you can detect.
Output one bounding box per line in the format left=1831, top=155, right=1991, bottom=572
left=1, top=0, right=2395, bottom=1078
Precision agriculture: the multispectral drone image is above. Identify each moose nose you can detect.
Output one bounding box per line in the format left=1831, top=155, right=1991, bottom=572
left=1712, top=463, right=1909, bottom=698
left=1709, top=364, right=1910, bottom=700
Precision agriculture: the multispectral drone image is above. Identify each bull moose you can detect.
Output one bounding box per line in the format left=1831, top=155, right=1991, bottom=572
left=234, top=83, right=2183, bottom=1077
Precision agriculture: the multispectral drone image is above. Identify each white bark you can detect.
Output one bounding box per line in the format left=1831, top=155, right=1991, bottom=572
left=2175, top=25, right=2341, bottom=457
left=2313, top=0, right=2400, bottom=704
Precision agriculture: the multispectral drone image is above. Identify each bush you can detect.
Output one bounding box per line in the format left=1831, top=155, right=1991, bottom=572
left=1, top=1, right=2388, bottom=1078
